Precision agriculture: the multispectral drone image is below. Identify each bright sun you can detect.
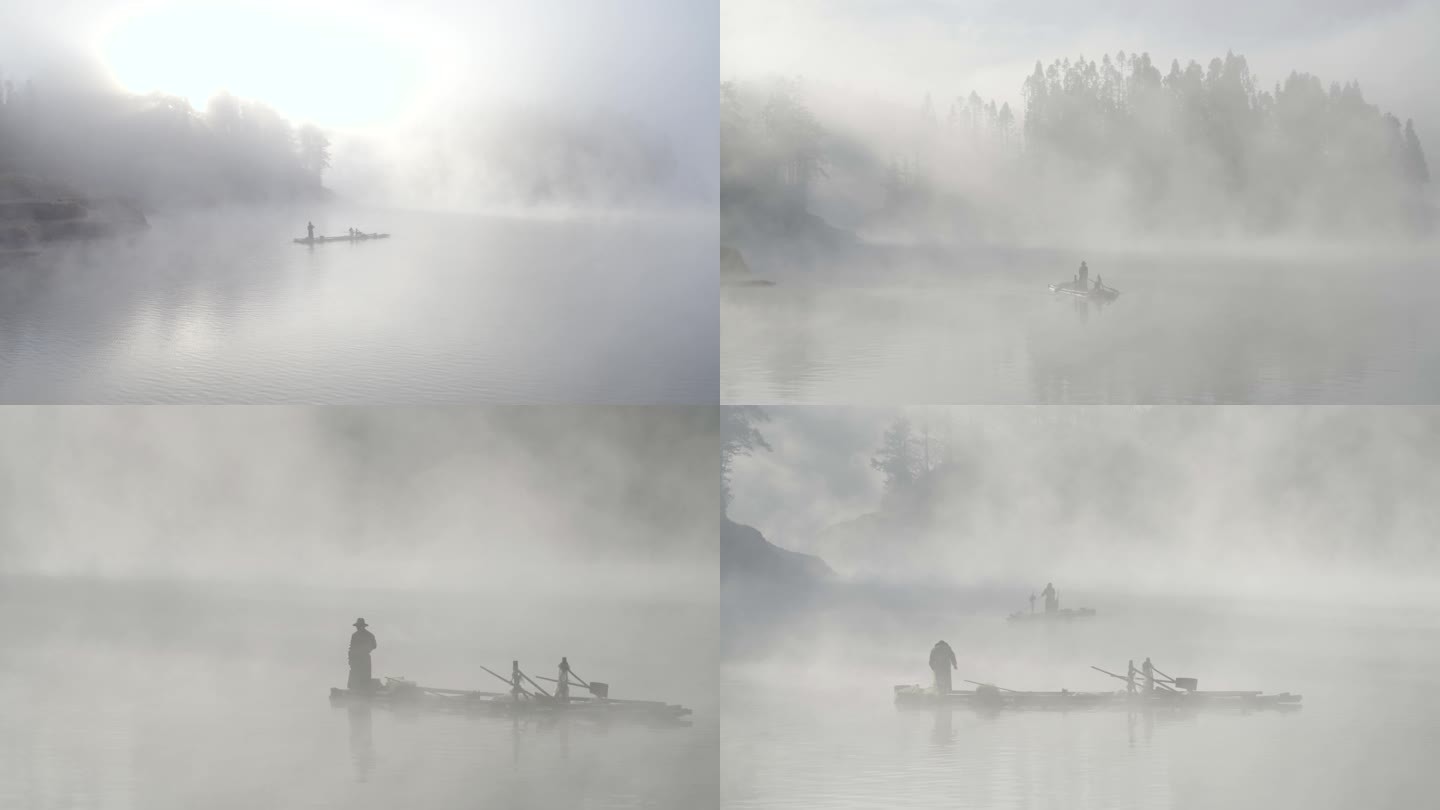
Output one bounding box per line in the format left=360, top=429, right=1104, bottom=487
left=99, top=0, right=435, bottom=129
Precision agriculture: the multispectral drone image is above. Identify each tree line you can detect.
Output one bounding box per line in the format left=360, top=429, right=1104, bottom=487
left=1019, top=51, right=1430, bottom=232
left=721, top=50, right=1433, bottom=238
left=721, top=78, right=828, bottom=234
left=0, top=70, right=331, bottom=207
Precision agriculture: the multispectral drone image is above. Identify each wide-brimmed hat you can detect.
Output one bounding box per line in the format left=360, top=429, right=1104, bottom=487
left=353, top=618, right=368, bottom=627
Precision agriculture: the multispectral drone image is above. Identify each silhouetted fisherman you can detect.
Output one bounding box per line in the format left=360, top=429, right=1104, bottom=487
left=511, top=660, right=525, bottom=699
left=1029, top=593, right=1036, bottom=614
left=1078, top=261, right=1090, bottom=290
left=1126, top=660, right=1138, bottom=695
left=307, top=221, right=315, bottom=241
left=557, top=657, right=572, bottom=702
left=1041, top=582, right=1056, bottom=613
left=348, top=618, right=377, bottom=691
left=1094, top=274, right=1104, bottom=291
left=1142, top=657, right=1155, bottom=693
left=929, top=640, right=958, bottom=694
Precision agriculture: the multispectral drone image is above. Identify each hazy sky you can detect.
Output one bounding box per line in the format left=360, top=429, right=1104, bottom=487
left=0, top=407, right=718, bottom=595
left=1, top=0, right=718, bottom=202
left=723, top=0, right=1439, bottom=158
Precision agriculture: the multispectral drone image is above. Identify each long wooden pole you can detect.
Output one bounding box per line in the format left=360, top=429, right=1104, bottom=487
left=479, top=664, right=526, bottom=695
left=1152, top=665, right=1184, bottom=686
left=1092, top=665, right=1177, bottom=693
left=1145, top=663, right=1180, bottom=693
left=964, top=680, right=1020, bottom=693
left=1091, top=665, right=1128, bottom=682
left=517, top=667, right=552, bottom=698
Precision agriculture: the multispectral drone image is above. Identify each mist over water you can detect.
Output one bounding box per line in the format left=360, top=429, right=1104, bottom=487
left=720, top=0, right=1438, bottom=407
left=0, top=407, right=719, bottom=809
left=1, top=206, right=716, bottom=403
left=722, top=594, right=1439, bottom=810
left=2, top=579, right=716, bottom=810
left=722, top=247, right=1440, bottom=404
left=722, top=405, right=1440, bottom=809
left=0, top=0, right=719, bottom=405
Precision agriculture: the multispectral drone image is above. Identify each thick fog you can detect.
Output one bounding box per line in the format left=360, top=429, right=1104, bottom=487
left=0, top=407, right=719, bottom=809
left=722, top=406, right=1440, bottom=810
left=727, top=406, right=1440, bottom=603
left=0, top=407, right=718, bottom=596
left=722, top=0, right=1436, bottom=247
left=1, top=0, right=717, bottom=212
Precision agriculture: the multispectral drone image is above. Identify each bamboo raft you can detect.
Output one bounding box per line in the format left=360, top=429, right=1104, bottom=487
left=1007, top=607, right=1097, bottom=623
left=293, top=233, right=390, bottom=244
left=895, top=685, right=1302, bottom=711
left=895, top=666, right=1302, bottom=713
left=329, top=662, right=692, bottom=726
left=1049, top=282, right=1120, bottom=301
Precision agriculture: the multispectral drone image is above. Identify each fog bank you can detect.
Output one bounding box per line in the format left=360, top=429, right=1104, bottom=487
left=727, top=407, right=1440, bottom=605
left=0, top=407, right=718, bottom=597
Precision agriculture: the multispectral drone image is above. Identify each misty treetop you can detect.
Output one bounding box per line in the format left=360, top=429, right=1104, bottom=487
left=721, top=78, right=831, bottom=234
left=1019, top=51, right=1431, bottom=233
left=722, top=406, right=772, bottom=512
left=0, top=72, right=332, bottom=208
left=722, top=51, right=1433, bottom=241
left=842, top=408, right=1440, bottom=561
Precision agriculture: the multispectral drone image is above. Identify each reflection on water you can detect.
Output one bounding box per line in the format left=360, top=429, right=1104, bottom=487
left=721, top=252, right=1440, bottom=404
left=347, top=706, right=374, bottom=783
left=0, top=206, right=716, bottom=403
left=721, top=597, right=1440, bottom=810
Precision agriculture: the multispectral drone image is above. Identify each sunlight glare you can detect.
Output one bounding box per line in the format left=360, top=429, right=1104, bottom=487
left=100, top=1, right=435, bottom=129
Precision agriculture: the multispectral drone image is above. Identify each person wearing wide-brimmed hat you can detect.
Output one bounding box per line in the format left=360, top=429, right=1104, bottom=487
left=348, top=618, right=378, bottom=691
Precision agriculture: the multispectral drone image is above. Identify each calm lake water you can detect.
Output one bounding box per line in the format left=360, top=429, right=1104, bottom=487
left=0, top=577, right=717, bottom=810
left=721, top=247, right=1440, bottom=404
left=0, top=206, right=716, bottom=403
left=721, top=592, right=1439, bottom=810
